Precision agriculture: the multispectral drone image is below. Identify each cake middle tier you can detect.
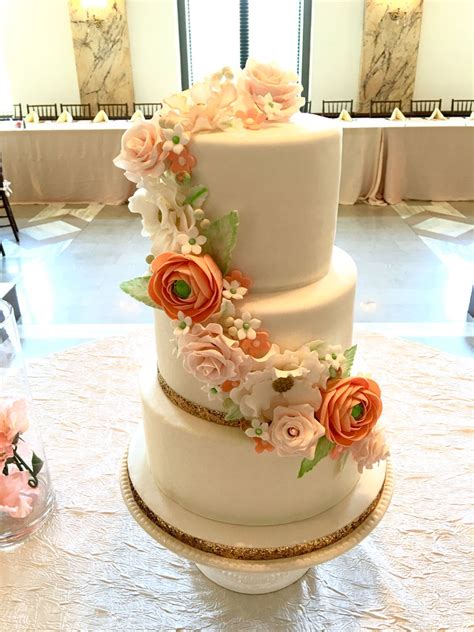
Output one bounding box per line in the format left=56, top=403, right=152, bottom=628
left=154, top=247, right=357, bottom=411
left=191, top=114, right=342, bottom=292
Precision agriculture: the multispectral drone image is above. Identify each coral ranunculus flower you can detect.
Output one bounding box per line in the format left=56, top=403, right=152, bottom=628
left=318, top=377, right=382, bottom=447
left=148, top=252, right=223, bottom=322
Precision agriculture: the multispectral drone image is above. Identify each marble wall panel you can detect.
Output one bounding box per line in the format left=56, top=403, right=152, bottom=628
left=68, top=0, right=134, bottom=110
left=358, top=0, right=424, bottom=112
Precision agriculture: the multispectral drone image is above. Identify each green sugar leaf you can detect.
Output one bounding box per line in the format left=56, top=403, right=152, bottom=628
left=120, top=275, right=160, bottom=309
left=183, top=185, right=208, bottom=208
left=342, top=344, right=357, bottom=377
left=297, top=435, right=334, bottom=479
left=201, top=210, right=239, bottom=275
left=223, top=398, right=243, bottom=422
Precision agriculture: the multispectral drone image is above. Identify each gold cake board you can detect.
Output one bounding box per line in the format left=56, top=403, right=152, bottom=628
left=121, top=427, right=393, bottom=594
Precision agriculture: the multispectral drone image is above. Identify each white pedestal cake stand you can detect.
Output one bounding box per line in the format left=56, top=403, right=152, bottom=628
left=121, top=428, right=393, bottom=594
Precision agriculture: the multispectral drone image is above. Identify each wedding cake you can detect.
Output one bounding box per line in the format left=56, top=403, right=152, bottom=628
left=115, top=61, right=388, bottom=529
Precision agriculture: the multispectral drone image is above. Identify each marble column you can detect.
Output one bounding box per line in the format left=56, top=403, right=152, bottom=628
left=68, top=0, right=134, bottom=110
left=358, top=0, right=423, bottom=112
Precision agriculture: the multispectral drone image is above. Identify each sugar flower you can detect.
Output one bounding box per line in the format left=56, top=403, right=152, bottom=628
left=350, top=426, right=389, bottom=473
left=228, top=311, right=261, bottom=341
left=113, top=118, right=166, bottom=183
left=162, top=123, right=190, bottom=155
left=235, top=107, right=267, bottom=130
left=148, top=252, right=223, bottom=322
left=256, top=93, right=284, bottom=120
left=173, top=311, right=192, bottom=336
left=168, top=147, right=197, bottom=176
left=178, top=323, right=251, bottom=386
left=253, top=437, right=274, bottom=454
left=176, top=227, right=207, bottom=255
left=240, top=330, right=272, bottom=359
left=318, top=377, right=383, bottom=447
left=269, top=404, right=325, bottom=458
left=245, top=419, right=270, bottom=441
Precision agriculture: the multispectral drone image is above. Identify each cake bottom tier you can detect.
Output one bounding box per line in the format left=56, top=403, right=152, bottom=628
left=141, top=366, right=361, bottom=527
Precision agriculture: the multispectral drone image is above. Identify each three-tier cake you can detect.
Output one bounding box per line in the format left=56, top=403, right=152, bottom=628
left=116, top=61, right=389, bottom=536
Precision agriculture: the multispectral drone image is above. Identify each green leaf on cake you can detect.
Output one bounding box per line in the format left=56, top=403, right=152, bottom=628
left=342, top=344, right=357, bottom=377
left=120, top=275, right=160, bottom=309
left=297, top=435, right=334, bottom=479
left=201, top=210, right=239, bottom=275
left=183, top=185, right=208, bottom=208
left=223, top=398, right=243, bottom=422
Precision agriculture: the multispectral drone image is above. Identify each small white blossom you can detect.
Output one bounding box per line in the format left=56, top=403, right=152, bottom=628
left=173, top=311, right=192, bottom=336
left=223, top=279, right=248, bottom=301
left=228, top=311, right=261, bottom=341
left=245, top=419, right=270, bottom=441
left=258, top=93, right=283, bottom=120
left=202, top=384, right=225, bottom=402
left=176, top=226, right=207, bottom=255
left=162, top=123, right=190, bottom=155
left=322, top=345, right=347, bottom=375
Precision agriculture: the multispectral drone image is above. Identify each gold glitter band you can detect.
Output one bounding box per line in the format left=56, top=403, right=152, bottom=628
left=128, top=471, right=385, bottom=561
left=157, top=371, right=243, bottom=427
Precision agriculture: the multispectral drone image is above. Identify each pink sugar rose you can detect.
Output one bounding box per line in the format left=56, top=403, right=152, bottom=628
left=269, top=404, right=325, bottom=458
left=0, top=470, right=37, bottom=519
left=179, top=323, right=251, bottom=387
left=238, top=59, right=305, bottom=121
left=113, top=118, right=166, bottom=183
left=0, top=399, right=28, bottom=466
left=350, top=426, right=389, bottom=473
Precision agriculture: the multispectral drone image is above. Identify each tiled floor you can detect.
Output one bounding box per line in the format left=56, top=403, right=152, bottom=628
left=1, top=199, right=473, bottom=358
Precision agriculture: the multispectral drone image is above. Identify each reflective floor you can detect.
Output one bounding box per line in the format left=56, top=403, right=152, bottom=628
left=1, top=200, right=473, bottom=358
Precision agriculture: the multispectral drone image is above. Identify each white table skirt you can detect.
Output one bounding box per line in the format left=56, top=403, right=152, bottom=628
left=0, top=119, right=472, bottom=206
left=1, top=328, right=472, bottom=630
left=0, top=124, right=134, bottom=205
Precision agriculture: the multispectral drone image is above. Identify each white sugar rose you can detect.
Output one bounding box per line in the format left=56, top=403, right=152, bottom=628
left=269, top=404, right=325, bottom=458
left=178, top=323, right=250, bottom=387
left=350, top=426, right=389, bottom=474
left=238, top=59, right=305, bottom=121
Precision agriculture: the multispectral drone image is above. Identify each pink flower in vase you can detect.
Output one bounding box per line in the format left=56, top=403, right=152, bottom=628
left=0, top=470, right=37, bottom=519
left=0, top=399, right=29, bottom=467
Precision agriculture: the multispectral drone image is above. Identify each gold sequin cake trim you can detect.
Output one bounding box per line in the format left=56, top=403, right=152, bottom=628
left=128, top=472, right=385, bottom=561
left=157, top=371, right=243, bottom=427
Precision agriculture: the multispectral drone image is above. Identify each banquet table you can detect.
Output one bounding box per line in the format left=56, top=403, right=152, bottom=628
left=1, top=327, right=472, bottom=631
left=0, top=121, right=134, bottom=205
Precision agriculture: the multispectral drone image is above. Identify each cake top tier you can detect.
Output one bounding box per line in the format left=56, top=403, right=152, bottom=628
left=114, top=61, right=342, bottom=291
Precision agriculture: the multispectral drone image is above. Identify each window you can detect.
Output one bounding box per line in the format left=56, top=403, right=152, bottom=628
left=177, top=0, right=312, bottom=101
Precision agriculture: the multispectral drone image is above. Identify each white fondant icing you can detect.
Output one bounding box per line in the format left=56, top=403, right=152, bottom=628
left=140, top=366, right=361, bottom=527
left=154, top=247, right=357, bottom=411
left=191, top=114, right=342, bottom=292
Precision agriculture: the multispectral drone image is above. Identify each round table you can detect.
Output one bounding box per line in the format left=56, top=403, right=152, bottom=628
left=1, top=328, right=472, bottom=630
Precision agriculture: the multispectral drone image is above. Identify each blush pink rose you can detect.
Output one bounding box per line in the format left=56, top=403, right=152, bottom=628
left=148, top=252, right=223, bottom=323
left=179, top=323, right=250, bottom=386
left=113, top=119, right=165, bottom=183
left=0, top=470, right=37, bottom=519
left=350, top=426, right=389, bottom=473
left=0, top=399, right=28, bottom=466
left=269, top=404, right=325, bottom=458
left=238, top=59, right=304, bottom=121
left=318, top=377, right=383, bottom=447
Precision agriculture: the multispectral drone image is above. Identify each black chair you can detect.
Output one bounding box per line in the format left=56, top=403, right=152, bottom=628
left=98, top=103, right=129, bottom=120
left=322, top=100, right=353, bottom=117
left=13, top=104, right=22, bottom=120
left=27, top=104, right=58, bottom=120
left=369, top=99, right=402, bottom=117
left=451, top=99, right=474, bottom=115
left=301, top=99, right=312, bottom=114
left=133, top=102, right=162, bottom=118
left=0, top=154, right=19, bottom=248
left=410, top=99, right=442, bottom=116
left=60, top=103, right=92, bottom=120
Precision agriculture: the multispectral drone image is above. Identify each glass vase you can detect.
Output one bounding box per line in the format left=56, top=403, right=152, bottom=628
left=0, top=299, right=54, bottom=548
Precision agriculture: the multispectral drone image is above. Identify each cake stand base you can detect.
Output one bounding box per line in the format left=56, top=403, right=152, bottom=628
left=121, top=428, right=393, bottom=594
left=196, top=564, right=309, bottom=594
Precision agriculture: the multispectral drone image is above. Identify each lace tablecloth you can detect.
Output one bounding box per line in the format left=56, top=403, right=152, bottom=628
left=1, top=328, right=473, bottom=630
